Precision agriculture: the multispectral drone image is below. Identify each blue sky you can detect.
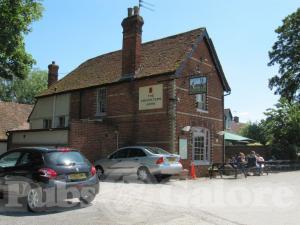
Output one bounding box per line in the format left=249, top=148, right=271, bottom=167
left=25, top=0, right=299, bottom=122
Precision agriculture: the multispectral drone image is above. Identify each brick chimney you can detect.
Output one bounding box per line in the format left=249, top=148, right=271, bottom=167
left=121, top=6, right=144, bottom=79
left=233, top=116, right=239, bottom=123
left=48, top=61, right=59, bottom=87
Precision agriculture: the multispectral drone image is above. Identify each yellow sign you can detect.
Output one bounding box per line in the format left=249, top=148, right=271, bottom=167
left=139, top=84, right=163, bottom=110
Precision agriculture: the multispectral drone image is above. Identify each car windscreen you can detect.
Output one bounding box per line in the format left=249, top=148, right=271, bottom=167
left=145, top=147, right=170, bottom=155
left=44, top=151, right=87, bottom=166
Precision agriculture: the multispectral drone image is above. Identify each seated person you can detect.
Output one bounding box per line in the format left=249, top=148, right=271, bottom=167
left=256, top=154, right=265, bottom=174
left=247, top=151, right=258, bottom=168
left=236, top=152, right=247, bottom=174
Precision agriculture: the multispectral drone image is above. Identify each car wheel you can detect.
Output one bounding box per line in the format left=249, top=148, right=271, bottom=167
left=80, top=189, right=96, bottom=205
left=27, top=187, right=44, bottom=212
left=137, top=167, right=153, bottom=183
left=96, top=166, right=105, bottom=180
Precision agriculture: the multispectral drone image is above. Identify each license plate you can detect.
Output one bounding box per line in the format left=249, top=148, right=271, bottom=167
left=167, top=157, right=177, bottom=163
left=68, top=173, right=86, bottom=180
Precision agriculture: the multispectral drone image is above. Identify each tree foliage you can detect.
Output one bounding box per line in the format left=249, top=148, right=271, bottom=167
left=261, top=99, right=300, bottom=159
left=0, top=0, right=43, bottom=80
left=239, top=122, right=268, bottom=146
left=0, top=69, right=47, bottom=104
left=268, top=8, right=300, bottom=102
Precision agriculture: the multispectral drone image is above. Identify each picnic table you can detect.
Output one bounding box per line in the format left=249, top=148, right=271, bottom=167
left=209, top=161, right=270, bottom=179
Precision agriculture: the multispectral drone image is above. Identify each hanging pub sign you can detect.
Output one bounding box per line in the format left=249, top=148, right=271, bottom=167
left=189, top=76, right=207, bottom=94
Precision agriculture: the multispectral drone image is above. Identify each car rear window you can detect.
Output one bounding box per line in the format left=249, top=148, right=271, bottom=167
left=44, top=151, right=87, bottom=166
left=146, top=147, right=170, bottom=155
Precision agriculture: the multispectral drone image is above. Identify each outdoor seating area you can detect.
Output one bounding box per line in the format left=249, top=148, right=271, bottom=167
left=209, top=151, right=270, bottom=179
left=209, top=156, right=300, bottom=179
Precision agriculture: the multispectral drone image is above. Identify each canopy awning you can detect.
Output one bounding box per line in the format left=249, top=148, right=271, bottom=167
left=224, top=131, right=254, bottom=143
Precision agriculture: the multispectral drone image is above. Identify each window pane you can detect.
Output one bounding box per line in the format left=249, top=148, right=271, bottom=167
left=128, top=148, right=146, bottom=158
left=97, top=88, right=107, bottom=115
left=114, top=149, right=129, bottom=159
left=196, top=94, right=207, bottom=110
left=0, top=152, right=22, bottom=168
left=45, top=151, right=86, bottom=166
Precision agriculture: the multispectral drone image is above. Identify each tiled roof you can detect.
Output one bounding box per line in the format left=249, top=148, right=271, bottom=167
left=0, top=102, right=33, bottom=140
left=39, top=28, right=206, bottom=97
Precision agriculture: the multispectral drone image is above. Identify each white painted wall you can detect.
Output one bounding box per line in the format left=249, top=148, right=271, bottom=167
left=30, top=93, right=70, bottom=129
left=12, top=130, right=68, bottom=145
left=0, top=142, right=7, bottom=155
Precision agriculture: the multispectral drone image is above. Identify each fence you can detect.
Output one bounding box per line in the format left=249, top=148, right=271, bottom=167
left=225, top=145, right=272, bottom=160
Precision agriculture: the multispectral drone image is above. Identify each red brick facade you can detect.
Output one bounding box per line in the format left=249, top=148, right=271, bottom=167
left=68, top=37, right=226, bottom=176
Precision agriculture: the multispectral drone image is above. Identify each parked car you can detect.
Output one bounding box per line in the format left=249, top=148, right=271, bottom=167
left=94, top=146, right=183, bottom=182
left=0, top=147, right=99, bottom=212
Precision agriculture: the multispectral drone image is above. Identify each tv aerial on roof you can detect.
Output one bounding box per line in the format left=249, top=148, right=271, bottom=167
left=139, top=0, right=155, bottom=11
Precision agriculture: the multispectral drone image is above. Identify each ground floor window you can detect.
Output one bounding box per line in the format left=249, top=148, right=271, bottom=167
left=192, top=127, right=210, bottom=165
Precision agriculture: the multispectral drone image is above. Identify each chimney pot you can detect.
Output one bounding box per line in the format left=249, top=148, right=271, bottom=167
left=233, top=116, right=239, bottom=123
left=127, top=8, right=133, bottom=17
left=133, top=6, right=139, bottom=15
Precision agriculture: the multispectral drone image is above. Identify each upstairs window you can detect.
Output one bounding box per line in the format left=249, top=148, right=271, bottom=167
left=189, top=76, right=208, bottom=111
left=55, top=115, right=67, bottom=128
left=96, top=88, right=107, bottom=116
left=43, top=119, right=52, bottom=129
left=196, top=94, right=207, bottom=111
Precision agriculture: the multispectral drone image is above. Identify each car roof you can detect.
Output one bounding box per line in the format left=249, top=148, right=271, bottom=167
left=8, top=147, right=78, bottom=153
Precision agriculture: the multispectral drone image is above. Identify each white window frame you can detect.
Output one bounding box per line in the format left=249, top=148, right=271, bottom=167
left=196, top=93, right=208, bottom=112
left=96, top=87, right=107, bottom=117
left=192, top=127, right=210, bottom=165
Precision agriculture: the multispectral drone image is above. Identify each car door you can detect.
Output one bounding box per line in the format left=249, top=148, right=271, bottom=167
left=0, top=151, right=23, bottom=196
left=12, top=151, right=44, bottom=195
left=107, top=148, right=130, bottom=175
left=126, top=148, right=147, bottom=174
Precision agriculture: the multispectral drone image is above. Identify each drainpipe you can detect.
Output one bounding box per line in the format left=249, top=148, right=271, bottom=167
left=52, top=95, right=56, bottom=128
left=169, top=78, right=177, bottom=153
left=223, top=90, right=231, bottom=162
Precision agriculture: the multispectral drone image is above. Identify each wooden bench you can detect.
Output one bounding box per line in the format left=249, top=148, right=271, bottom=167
left=209, top=163, right=247, bottom=179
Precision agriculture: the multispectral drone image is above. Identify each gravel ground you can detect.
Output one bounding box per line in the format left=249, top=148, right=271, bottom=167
left=0, top=171, right=299, bottom=225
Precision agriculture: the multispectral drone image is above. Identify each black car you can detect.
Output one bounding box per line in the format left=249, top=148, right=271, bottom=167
left=0, top=147, right=99, bottom=212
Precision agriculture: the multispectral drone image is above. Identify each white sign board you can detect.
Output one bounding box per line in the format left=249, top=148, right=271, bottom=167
left=179, top=138, right=188, bottom=159
left=139, top=84, right=163, bottom=110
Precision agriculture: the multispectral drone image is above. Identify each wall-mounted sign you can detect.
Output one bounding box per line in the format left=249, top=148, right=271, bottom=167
left=179, top=138, right=188, bottom=159
left=139, top=84, right=163, bottom=110
left=189, top=76, right=207, bottom=94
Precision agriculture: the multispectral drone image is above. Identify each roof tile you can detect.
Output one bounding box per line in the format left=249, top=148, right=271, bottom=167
left=39, top=28, right=205, bottom=97
left=0, top=102, right=33, bottom=140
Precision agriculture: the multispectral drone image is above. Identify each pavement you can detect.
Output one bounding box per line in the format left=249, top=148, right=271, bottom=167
left=0, top=171, right=300, bottom=225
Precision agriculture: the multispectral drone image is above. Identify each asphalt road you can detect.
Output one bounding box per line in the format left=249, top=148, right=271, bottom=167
left=0, top=171, right=299, bottom=225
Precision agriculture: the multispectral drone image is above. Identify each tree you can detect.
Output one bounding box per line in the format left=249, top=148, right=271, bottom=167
left=0, top=0, right=43, bottom=80
left=261, top=99, right=300, bottom=159
left=0, top=69, right=47, bottom=104
left=239, top=122, right=268, bottom=146
left=268, top=8, right=300, bottom=102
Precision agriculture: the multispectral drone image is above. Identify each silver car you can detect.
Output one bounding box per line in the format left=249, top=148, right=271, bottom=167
left=94, top=146, right=183, bottom=182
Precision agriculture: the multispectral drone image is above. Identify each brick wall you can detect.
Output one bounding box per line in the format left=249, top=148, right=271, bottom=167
left=68, top=37, right=226, bottom=177
left=174, top=38, right=225, bottom=176
left=69, top=75, right=171, bottom=162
